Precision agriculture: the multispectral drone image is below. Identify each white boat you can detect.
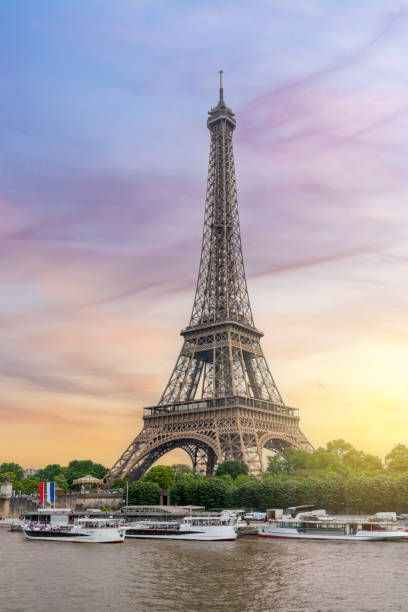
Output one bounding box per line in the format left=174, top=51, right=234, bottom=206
left=23, top=515, right=125, bottom=543
left=259, top=517, right=408, bottom=541
left=218, top=510, right=247, bottom=528
left=125, top=515, right=237, bottom=541
left=244, top=511, right=266, bottom=521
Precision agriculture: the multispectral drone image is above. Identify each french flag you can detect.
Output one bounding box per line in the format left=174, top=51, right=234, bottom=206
left=39, top=482, right=44, bottom=504
left=47, top=482, right=55, bottom=504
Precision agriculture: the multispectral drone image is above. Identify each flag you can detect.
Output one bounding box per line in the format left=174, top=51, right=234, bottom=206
left=47, top=482, right=55, bottom=504
left=39, top=482, right=44, bottom=504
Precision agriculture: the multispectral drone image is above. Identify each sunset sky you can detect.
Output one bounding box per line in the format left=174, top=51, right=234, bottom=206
left=1, top=1, right=407, bottom=469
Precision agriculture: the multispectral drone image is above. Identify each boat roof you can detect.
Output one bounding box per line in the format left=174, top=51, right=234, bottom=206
left=184, top=515, right=225, bottom=521
left=77, top=518, right=118, bottom=523
left=37, top=508, right=71, bottom=513
left=275, top=518, right=393, bottom=525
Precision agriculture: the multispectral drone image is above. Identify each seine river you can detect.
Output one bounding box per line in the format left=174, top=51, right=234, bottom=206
left=1, top=529, right=407, bottom=611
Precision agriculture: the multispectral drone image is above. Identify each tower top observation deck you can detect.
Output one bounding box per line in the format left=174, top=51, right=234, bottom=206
left=207, top=70, right=236, bottom=129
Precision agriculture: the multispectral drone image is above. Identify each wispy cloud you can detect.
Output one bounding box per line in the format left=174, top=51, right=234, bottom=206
left=1, top=1, right=407, bottom=465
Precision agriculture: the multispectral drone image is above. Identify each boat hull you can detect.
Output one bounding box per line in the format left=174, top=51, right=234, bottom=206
left=23, top=528, right=125, bottom=543
left=126, top=534, right=236, bottom=541
left=125, top=526, right=236, bottom=541
left=258, top=528, right=408, bottom=542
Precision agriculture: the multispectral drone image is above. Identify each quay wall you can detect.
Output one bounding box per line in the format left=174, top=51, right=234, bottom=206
left=9, top=498, right=39, bottom=517
left=5, top=493, right=123, bottom=517
left=62, top=493, right=123, bottom=511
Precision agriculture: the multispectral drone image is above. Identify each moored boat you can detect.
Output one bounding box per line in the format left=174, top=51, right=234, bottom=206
left=125, top=515, right=237, bottom=541
left=259, top=517, right=408, bottom=541
left=22, top=511, right=125, bottom=543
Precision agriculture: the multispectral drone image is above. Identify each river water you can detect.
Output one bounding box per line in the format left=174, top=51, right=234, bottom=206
left=0, top=529, right=407, bottom=612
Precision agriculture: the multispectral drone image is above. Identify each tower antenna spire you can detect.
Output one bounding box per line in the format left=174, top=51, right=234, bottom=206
left=219, top=69, right=224, bottom=102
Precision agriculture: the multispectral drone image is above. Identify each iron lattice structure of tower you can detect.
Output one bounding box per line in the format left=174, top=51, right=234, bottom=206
left=105, top=74, right=311, bottom=484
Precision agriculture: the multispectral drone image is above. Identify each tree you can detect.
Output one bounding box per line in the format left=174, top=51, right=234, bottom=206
left=37, top=464, right=64, bottom=481
left=215, top=461, right=248, bottom=480
left=64, top=460, right=108, bottom=486
left=0, top=463, right=23, bottom=480
left=21, top=478, right=40, bottom=495
left=344, top=474, right=372, bottom=513
left=0, top=472, right=23, bottom=493
left=0, top=471, right=23, bottom=492
left=195, top=478, right=231, bottom=509
left=170, top=478, right=200, bottom=506
left=127, top=481, right=161, bottom=505
left=342, top=449, right=382, bottom=471
left=143, top=466, right=175, bottom=490
left=386, top=444, right=408, bottom=472
left=54, top=474, right=69, bottom=492
left=359, top=453, right=382, bottom=472
left=369, top=475, right=397, bottom=511
left=396, top=473, right=408, bottom=513
left=326, top=439, right=354, bottom=458
left=230, top=480, right=262, bottom=509
left=266, top=454, right=288, bottom=475
left=307, top=448, right=343, bottom=472
left=234, top=474, right=253, bottom=486
left=171, top=464, right=194, bottom=479
left=170, top=476, right=232, bottom=509
left=284, top=448, right=309, bottom=472
left=110, top=478, right=127, bottom=491
left=299, top=475, right=345, bottom=513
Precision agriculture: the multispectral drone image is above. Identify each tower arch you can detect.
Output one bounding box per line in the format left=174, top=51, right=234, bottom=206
left=124, top=434, right=220, bottom=482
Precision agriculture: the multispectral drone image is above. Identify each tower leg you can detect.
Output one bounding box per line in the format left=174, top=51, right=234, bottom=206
left=206, top=448, right=217, bottom=476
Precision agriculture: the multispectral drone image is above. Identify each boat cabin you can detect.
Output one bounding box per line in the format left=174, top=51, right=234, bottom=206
left=183, top=516, right=230, bottom=527
left=21, top=508, right=75, bottom=527
left=76, top=518, right=122, bottom=529
left=273, top=519, right=391, bottom=535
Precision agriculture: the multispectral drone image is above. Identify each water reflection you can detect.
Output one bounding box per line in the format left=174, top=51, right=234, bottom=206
left=0, top=531, right=407, bottom=611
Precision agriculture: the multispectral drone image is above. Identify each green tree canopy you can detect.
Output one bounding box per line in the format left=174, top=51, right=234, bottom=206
left=54, top=474, right=69, bottom=492
left=326, top=439, right=354, bottom=457
left=172, top=468, right=408, bottom=513
left=143, top=466, right=175, bottom=490
left=266, top=454, right=289, bottom=475
left=0, top=462, right=23, bottom=480
left=284, top=447, right=309, bottom=472
left=386, top=444, right=408, bottom=472
left=110, top=478, right=127, bottom=491
left=307, top=448, right=343, bottom=471
left=215, top=461, right=248, bottom=480
left=64, top=460, right=108, bottom=486
left=171, top=464, right=194, bottom=479
left=0, top=471, right=22, bottom=491
left=21, top=478, right=40, bottom=495
left=195, top=477, right=231, bottom=509
left=127, top=481, right=161, bottom=505
left=342, top=449, right=382, bottom=471
left=234, top=474, right=253, bottom=486
left=37, top=464, right=64, bottom=481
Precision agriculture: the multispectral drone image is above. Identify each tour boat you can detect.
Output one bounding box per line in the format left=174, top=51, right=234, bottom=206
left=125, top=515, right=237, bottom=541
left=22, top=512, right=125, bottom=543
left=259, top=517, right=408, bottom=541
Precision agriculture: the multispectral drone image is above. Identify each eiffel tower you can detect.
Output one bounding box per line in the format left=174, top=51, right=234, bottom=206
left=105, top=73, right=311, bottom=484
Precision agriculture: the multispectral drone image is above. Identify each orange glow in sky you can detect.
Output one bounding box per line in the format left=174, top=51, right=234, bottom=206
left=1, top=2, right=407, bottom=469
